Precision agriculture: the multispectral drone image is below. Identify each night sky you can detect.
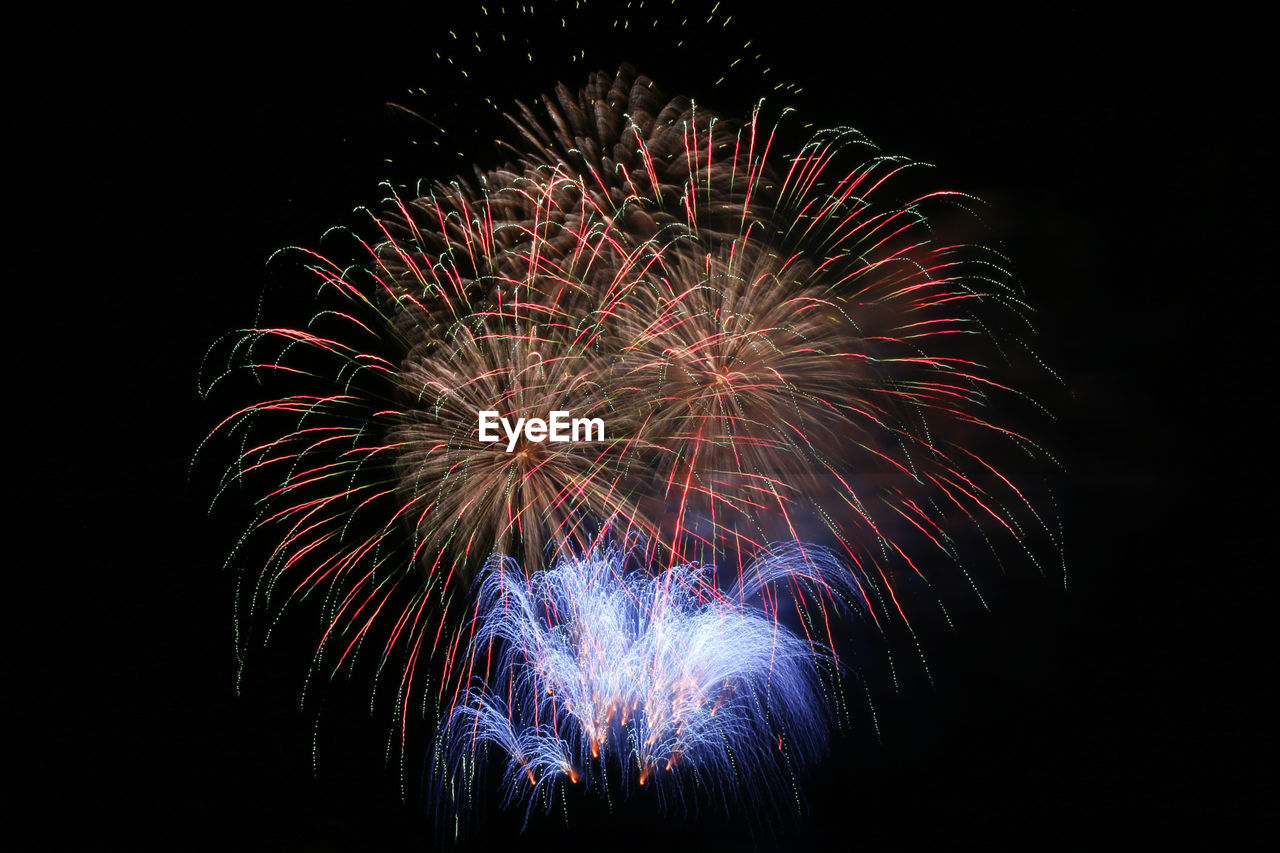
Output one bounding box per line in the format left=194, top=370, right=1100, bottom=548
left=15, top=4, right=1269, bottom=850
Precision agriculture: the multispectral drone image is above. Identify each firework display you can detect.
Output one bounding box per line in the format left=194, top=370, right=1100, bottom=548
left=203, top=64, right=1060, bottom=825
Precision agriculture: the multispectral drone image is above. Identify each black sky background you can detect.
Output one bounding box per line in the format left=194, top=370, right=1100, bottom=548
left=13, top=4, right=1271, bottom=850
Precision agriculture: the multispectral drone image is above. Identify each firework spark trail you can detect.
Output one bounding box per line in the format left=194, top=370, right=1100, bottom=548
left=433, top=541, right=859, bottom=823
left=201, top=63, right=1063, bottom=804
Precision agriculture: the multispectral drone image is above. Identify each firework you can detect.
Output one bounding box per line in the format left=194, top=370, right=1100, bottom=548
left=432, top=541, right=862, bottom=823
left=202, top=63, right=1061, bottom=816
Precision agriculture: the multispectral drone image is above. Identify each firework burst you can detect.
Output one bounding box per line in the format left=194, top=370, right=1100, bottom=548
left=433, top=541, right=861, bottom=824
left=202, top=63, right=1061, bottom=817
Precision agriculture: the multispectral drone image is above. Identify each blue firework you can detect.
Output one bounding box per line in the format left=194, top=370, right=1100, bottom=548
left=433, top=540, right=867, bottom=822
